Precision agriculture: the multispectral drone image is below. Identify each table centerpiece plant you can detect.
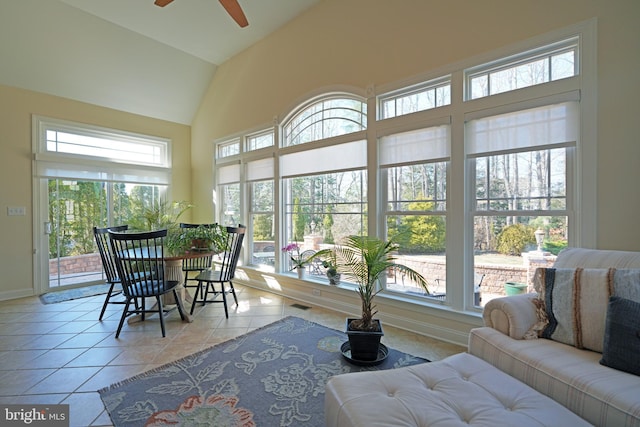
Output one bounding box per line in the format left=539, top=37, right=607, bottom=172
left=182, top=224, right=228, bottom=253
left=135, top=199, right=227, bottom=256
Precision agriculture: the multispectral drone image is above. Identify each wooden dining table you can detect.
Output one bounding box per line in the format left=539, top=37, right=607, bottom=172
left=120, top=247, right=215, bottom=324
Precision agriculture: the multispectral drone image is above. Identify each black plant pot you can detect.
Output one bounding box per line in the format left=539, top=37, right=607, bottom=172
left=345, top=318, right=384, bottom=361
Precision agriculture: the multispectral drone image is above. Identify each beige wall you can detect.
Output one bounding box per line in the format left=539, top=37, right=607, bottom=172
left=0, top=84, right=191, bottom=300
left=192, top=0, right=640, bottom=251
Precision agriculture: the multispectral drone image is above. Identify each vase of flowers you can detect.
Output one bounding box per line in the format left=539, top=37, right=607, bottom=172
left=281, top=243, right=330, bottom=279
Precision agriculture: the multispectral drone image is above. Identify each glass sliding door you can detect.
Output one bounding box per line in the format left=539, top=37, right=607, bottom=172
left=47, top=179, right=107, bottom=289
left=44, top=178, right=165, bottom=291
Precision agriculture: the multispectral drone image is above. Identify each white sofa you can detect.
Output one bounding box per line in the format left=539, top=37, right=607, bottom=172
left=470, top=247, right=640, bottom=427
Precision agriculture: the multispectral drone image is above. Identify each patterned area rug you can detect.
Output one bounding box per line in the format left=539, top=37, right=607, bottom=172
left=99, top=316, right=428, bottom=426
left=39, top=283, right=113, bottom=304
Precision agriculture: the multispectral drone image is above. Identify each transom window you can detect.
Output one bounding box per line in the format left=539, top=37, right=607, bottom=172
left=40, top=119, right=169, bottom=168
left=379, top=77, right=451, bottom=119
left=465, top=37, right=578, bottom=100
left=282, top=96, right=367, bottom=147
left=247, top=130, right=274, bottom=151
left=217, top=138, right=240, bottom=158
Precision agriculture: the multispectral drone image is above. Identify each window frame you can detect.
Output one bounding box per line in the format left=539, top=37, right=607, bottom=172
left=212, top=20, right=596, bottom=314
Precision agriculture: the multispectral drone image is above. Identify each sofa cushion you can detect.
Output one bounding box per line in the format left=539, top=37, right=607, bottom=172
left=600, top=296, right=640, bottom=376
left=554, top=247, right=640, bottom=269
left=533, top=267, right=640, bottom=352
left=325, top=352, right=590, bottom=427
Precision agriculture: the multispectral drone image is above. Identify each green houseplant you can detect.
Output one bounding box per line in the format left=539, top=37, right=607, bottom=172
left=321, top=249, right=341, bottom=285
left=334, top=234, right=429, bottom=361
left=135, top=199, right=228, bottom=256
left=182, top=224, right=227, bottom=252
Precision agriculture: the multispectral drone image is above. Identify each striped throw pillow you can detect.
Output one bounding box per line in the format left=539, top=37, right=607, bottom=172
left=533, top=268, right=640, bottom=352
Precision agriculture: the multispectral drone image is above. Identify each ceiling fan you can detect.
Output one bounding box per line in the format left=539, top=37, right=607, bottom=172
left=154, top=0, right=249, bottom=28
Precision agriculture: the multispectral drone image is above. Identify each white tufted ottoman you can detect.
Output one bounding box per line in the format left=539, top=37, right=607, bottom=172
left=325, top=352, right=590, bottom=427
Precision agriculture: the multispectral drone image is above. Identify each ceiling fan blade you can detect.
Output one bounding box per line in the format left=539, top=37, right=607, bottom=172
left=219, top=0, right=249, bottom=28
left=154, top=0, right=174, bottom=7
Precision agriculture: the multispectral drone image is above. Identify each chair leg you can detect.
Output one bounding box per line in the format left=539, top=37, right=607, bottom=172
left=203, top=281, right=212, bottom=302
left=115, top=299, right=131, bottom=339
left=174, top=289, right=187, bottom=321
left=229, top=280, right=238, bottom=306
left=99, top=282, right=116, bottom=321
left=190, top=281, right=203, bottom=315
left=156, top=296, right=166, bottom=337
left=220, top=282, right=229, bottom=318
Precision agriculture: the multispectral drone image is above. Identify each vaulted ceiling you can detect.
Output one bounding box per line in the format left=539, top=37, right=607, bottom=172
left=0, top=0, right=320, bottom=124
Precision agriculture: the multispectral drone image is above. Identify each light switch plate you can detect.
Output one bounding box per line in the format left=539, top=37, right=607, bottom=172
left=7, top=206, right=26, bottom=216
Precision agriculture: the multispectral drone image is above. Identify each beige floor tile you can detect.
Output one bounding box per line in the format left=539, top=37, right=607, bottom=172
left=0, top=349, right=49, bottom=370
left=90, top=409, right=114, bottom=427
left=0, top=284, right=466, bottom=422
left=0, top=393, right=68, bottom=404
left=19, top=333, right=76, bottom=350
left=62, top=391, right=107, bottom=427
left=29, top=348, right=88, bottom=369
left=76, top=365, right=148, bottom=393
left=26, top=367, right=102, bottom=394
left=56, top=332, right=112, bottom=349
left=0, top=368, right=57, bottom=396
left=65, top=347, right=123, bottom=368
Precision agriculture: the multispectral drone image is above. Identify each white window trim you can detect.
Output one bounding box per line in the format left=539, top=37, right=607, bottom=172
left=34, top=115, right=171, bottom=169
left=212, top=19, right=596, bottom=315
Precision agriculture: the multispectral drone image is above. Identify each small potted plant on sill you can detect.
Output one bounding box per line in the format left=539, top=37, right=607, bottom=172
left=333, top=234, right=429, bottom=362
left=321, top=250, right=341, bottom=285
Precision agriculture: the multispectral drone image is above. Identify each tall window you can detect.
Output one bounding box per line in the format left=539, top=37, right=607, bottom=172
left=34, top=116, right=171, bottom=289
left=467, top=100, right=577, bottom=306
left=247, top=157, right=275, bottom=267
left=217, top=163, right=241, bottom=226
left=380, top=125, right=449, bottom=298
left=280, top=138, right=368, bottom=272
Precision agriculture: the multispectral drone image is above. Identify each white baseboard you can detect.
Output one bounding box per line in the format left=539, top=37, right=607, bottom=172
left=0, top=288, right=36, bottom=302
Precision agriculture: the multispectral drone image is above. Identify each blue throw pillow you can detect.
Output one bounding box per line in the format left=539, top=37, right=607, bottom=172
left=599, top=296, right=640, bottom=376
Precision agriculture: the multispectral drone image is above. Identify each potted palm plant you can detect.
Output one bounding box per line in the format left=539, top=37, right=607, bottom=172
left=333, top=234, right=429, bottom=361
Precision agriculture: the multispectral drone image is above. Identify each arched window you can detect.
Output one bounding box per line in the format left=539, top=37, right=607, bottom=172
left=280, top=94, right=368, bottom=267
left=282, top=95, right=366, bottom=147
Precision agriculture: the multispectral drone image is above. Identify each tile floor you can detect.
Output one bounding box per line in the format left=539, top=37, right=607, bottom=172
left=0, top=284, right=466, bottom=426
